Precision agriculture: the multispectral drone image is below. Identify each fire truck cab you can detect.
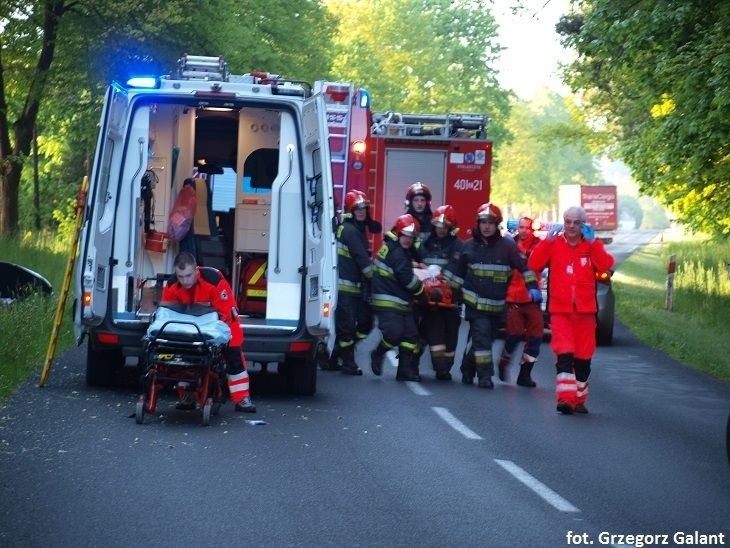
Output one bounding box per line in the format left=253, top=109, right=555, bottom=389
left=75, top=55, right=338, bottom=395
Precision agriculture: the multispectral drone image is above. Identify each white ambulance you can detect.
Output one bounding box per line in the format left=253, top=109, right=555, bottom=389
left=74, top=55, right=338, bottom=395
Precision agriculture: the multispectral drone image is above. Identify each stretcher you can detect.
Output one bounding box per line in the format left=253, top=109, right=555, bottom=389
left=136, top=304, right=231, bottom=426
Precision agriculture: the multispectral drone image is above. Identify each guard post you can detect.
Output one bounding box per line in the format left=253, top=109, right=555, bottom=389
left=665, top=254, right=676, bottom=311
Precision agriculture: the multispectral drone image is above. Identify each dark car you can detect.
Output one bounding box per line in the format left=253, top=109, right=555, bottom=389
left=540, top=268, right=615, bottom=346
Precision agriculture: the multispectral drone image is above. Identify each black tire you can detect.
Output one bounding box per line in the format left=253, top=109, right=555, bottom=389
left=284, top=357, right=317, bottom=396
left=726, top=411, right=730, bottom=467
left=202, top=398, right=213, bottom=426
left=86, top=340, right=124, bottom=386
left=135, top=397, right=145, bottom=424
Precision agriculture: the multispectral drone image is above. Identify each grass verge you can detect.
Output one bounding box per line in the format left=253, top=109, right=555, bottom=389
left=613, top=228, right=730, bottom=381
left=0, top=232, right=76, bottom=401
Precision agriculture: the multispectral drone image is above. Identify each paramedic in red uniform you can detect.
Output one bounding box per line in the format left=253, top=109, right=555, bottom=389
left=497, top=216, right=544, bottom=387
left=528, top=206, right=615, bottom=414
left=162, top=252, right=256, bottom=413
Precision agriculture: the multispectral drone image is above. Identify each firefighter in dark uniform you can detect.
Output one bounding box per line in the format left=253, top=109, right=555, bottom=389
left=370, top=214, right=428, bottom=381
left=404, top=182, right=433, bottom=245
left=324, top=190, right=379, bottom=375
left=443, top=203, right=541, bottom=389
left=415, top=205, right=464, bottom=380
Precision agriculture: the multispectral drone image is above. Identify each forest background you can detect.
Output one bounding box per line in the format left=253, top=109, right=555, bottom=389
left=1, top=0, right=728, bottom=239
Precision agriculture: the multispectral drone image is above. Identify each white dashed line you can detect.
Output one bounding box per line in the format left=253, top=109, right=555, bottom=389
left=494, top=459, right=580, bottom=513
left=406, top=382, right=431, bottom=395
left=432, top=407, right=483, bottom=440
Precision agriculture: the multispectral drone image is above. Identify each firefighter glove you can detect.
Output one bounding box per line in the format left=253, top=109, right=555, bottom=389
left=528, top=288, right=542, bottom=304
left=547, top=223, right=563, bottom=240
left=581, top=223, right=595, bottom=242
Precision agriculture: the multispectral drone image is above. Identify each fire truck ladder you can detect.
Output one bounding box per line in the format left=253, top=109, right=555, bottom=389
left=371, top=112, right=489, bottom=139
left=315, top=82, right=355, bottom=209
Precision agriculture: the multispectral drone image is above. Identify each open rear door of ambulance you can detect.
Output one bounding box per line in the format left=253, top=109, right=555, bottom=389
left=301, top=96, right=338, bottom=338
left=74, top=84, right=130, bottom=343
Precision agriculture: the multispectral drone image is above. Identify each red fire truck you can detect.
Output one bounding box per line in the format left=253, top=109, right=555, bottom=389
left=315, top=81, right=492, bottom=245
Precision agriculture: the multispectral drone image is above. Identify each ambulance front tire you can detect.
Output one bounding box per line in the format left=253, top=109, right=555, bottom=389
left=86, top=340, right=123, bottom=386
left=283, top=357, right=317, bottom=396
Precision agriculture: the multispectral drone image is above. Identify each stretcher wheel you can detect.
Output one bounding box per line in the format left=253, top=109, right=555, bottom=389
left=202, top=397, right=213, bottom=426
left=135, top=396, right=146, bottom=424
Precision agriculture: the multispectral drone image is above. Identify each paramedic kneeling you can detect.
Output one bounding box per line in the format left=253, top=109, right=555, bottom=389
left=162, top=252, right=256, bottom=413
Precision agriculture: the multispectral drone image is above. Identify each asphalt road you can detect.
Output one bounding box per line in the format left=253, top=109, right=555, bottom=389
left=1, top=229, right=728, bottom=547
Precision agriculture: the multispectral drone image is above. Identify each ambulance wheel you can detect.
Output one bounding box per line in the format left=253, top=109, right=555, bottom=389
left=202, top=398, right=213, bottom=426
left=284, top=357, right=317, bottom=396
left=86, top=341, right=124, bottom=387
left=135, top=396, right=146, bottom=424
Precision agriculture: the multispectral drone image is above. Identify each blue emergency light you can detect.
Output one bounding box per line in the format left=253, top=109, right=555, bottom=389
left=126, top=76, right=160, bottom=89
left=359, top=89, right=370, bottom=109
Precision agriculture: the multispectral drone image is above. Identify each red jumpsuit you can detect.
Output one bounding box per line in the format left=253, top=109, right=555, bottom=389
left=528, top=235, right=614, bottom=409
left=162, top=267, right=251, bottom=404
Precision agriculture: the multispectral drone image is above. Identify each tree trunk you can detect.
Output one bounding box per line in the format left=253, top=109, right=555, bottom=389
left=0, top=0, right=66, bottom=237
left=0, top=162, right=21, bottom=235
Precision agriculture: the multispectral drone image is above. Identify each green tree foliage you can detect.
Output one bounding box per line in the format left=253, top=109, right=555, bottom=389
left=326, top=0, right=512, bottom=144
left=491, top=91, right=601, bottom=218
left=558, top=1, right=730, bottom=237
left=1, top=0, right=337, bottom=235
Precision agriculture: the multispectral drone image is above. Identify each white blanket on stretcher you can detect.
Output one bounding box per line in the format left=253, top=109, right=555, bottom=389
left=146, top=305, right=232, bottom=345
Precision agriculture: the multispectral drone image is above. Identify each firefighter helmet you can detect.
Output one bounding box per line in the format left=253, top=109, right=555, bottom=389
left=405, top=182, right=432, bottom=207
left=344, top=190, right=370, bottom=213
left=394, top=214, right=420, bottom=238
left=431, top=205, right=458, bottom=229
left=476, top=203, right=503, bottom=224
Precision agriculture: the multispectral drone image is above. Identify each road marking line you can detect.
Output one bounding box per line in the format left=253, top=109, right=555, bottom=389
left=432, top=407, right=483, bottom=439
left=494, top=459, right=580, bottom=513
left=407, top=382, right=430, bottom=395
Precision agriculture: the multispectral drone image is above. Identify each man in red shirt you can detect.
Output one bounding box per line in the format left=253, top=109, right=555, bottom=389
left=498, top=217, right=543, bottom=387
left=162, top=252, right=256, bottom=413
left=529, top=207, right=614, bottom=414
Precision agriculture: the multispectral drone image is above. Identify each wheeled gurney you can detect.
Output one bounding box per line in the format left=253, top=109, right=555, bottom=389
left=136, top=304, right=231, bottom=426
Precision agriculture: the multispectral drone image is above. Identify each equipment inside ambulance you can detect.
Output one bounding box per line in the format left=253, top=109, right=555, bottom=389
left=75, top=54, right=338, bottom=396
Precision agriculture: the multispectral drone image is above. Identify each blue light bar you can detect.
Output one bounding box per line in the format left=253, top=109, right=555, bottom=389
left=359, top=89, right=370, bottom=109
left=126, top=76, right=159, bottom=89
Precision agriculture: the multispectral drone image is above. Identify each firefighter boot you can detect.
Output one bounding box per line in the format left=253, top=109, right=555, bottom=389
left=477, top=363, right=494, bottom=389
left=396, top=351, right=421, bottom=382
left=370, top=344, right=388, bottom=376
left=497, top=350, right=511, bottom=383
left=461, top=352, right=476, bottom=385
left=433, top=356, right=452, bottom=381
left=321, top=344, right=342, bottom=371
left=340, top=345, right=363, bottom=376
left=516, top=361, right=537, bottom=388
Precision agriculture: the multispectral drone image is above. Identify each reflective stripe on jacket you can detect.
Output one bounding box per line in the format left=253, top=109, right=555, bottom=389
left=371, top=232, right=424, bottom=312
left=444, top=232, right=537, bottom=315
